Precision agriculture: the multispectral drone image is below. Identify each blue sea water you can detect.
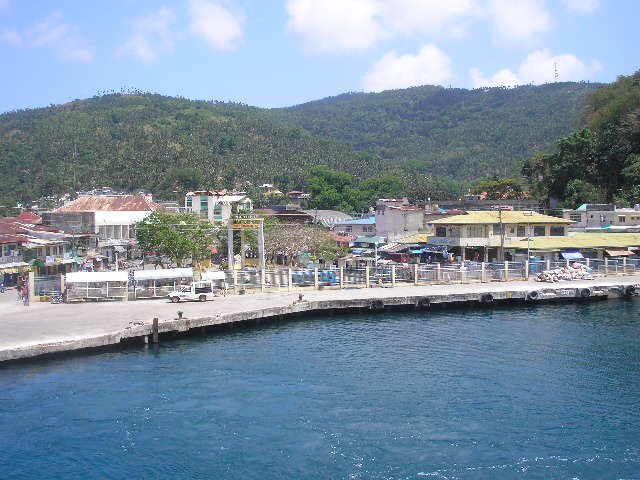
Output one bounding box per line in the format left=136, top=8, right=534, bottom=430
left=1, top=300, right=639, bottom=479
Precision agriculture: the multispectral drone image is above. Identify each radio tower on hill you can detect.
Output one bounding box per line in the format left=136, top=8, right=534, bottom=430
left=554, top=62, right=559, bottom=82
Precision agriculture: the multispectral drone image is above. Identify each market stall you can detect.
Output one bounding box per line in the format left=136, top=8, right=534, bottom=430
left=65, top=271, right=128, bottom=302
left=132, top=268, right=193, bottom=299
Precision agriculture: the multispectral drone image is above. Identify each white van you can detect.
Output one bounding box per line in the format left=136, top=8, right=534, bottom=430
left=167, top=281, right=216, bottom=303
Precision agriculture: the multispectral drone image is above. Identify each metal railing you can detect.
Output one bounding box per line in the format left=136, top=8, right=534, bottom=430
left=56, top=258, right=638, bottom=302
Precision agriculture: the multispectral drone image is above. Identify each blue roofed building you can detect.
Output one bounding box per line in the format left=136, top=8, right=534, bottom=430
left=332, top=216, right=376, bottom=238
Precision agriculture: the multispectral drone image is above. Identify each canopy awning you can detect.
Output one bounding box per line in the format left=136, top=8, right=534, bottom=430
left=66, top=271, right=128, bottom=283
left=560, top=250, right=584, bottom=260
left=605, top=249, right=633, bottom=257
left=134, top=268, right=194, bottom=281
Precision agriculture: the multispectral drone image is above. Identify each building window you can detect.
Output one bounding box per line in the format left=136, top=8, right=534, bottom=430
left=550, top=226, right=565, bottom=236
left=435, top=226, right=447, bottom=237
left=467, top=225, right=483, bottom=237
left=186, top=197, right=192, bottom=208
left=492, top=224, right=503, bottom=235
left=517, top=225, right=526, bottom=237
left=618, top=216, right=626, bottom=223
left=345, top=226, right=352, bottom=233
left=569, top=213, right=581, bottom=222
left=533, top=225, right=546, bottom=236
left=200, top=198, right=208, bottom=211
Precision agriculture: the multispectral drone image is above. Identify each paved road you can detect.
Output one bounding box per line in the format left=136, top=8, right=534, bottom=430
left=1, top=275, right=639, bottom=356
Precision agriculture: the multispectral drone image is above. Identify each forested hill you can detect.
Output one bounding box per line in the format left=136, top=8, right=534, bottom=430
left=276, top=82, right=600, bottom=179
left=0, top=82, right=600, bottom=206
left=0, top=94, right=380, bottom=206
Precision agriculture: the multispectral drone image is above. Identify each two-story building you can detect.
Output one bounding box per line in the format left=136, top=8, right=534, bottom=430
left=43, top=194, right=161, bottom=261
left=185, top=191, right=253, bottom=223
left=333, top=216, right=376, bottom=238
left=428, top=211, right=573, bottom=262
left=0, top=212, right=75, bottom=283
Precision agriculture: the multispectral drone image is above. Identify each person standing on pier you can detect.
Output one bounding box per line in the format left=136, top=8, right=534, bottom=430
left=21, top=284, right=29, bottom=306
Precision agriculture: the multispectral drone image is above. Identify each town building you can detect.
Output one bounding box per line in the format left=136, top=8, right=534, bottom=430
left=562, top=204, right=640, bottom=232
left=43, top=194, right=161, bottom=262
left=333, top=216, right=376, bottom=238
left=375, top=198, right=466, bottom=242
left=436, top=193, right=543, bottom=212
left=285, top=190, right=311, bottom=208
left=254, top=206, right=314, bottom=225
left=185, top=191, right=253, bottom=223
left=0, top=212, right=75, bottom=283
left=428, top=210, right=572, bottom=262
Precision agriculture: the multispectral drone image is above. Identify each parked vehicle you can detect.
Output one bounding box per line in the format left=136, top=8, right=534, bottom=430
left=167, top=281, right=217, bottom=303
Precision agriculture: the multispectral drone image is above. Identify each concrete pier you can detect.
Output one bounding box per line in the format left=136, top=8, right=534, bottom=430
left=1, top=275, right=639, bottom=363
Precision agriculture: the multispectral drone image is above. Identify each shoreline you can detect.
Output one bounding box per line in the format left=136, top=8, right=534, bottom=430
left=1, top=275, right=639, bottom=363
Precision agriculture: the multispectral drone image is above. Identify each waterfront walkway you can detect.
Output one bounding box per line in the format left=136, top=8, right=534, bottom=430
left=1, top=275, right=639, bottom=362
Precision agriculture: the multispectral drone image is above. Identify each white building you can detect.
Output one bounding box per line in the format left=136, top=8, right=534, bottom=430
left=375, top=199, right=414, bottom=241
left=185, top=191, right=253, bottom=223
left=44, top=194, right=161, bottom=259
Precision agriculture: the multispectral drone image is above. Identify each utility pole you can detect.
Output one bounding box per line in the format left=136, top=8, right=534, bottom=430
left=498, top=208, right=505, bottom=262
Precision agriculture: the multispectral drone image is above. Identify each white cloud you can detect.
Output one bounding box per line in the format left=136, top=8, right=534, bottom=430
left=381, top=0, right=481, bottom=37
left=362, top=44, right=452, bottom=92
left=518, top=49, right=602, bottom=84
left=470, top=67, right=519, bottom=88
left=286, top=0, right=383, bottom=53
left=2, top=12, right=93, bottom=62
left=286, top=0, right=483, bottom=54
left=118, top=8, right=176, bottom=63
left=27, top=12, right=69, bottom=47
left=561, top=0, right=599, bottom=14
left=488, top=0, right=551, bottom=43
left=188, top=0, right=244, bottom=51
left=470, top=49, right=602, bottom=88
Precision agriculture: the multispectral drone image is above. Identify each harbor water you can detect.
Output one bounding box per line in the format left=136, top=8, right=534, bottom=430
left=1, top=300, right=639, bottom=479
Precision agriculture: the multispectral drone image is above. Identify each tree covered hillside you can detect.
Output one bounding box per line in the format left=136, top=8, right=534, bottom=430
left=0, top=94, right=379, bottom=205
left=523, top=70, right=640, bottom=207
left=0, top=81, right=600, bottom=207
left=276, top=82, right=600, bottom=179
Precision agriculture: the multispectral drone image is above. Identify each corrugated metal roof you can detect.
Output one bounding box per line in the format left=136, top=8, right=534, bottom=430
left=510, top=233, right=640, bottom=250
left=396, top=233, right=429, bottom=244
left=354, top=235, right=385, bottom=244
left=430, top=211, right=571, bottom=225
left=55, top=195, right=160, bottom=212
left=334, top=216, right=375, bottom=225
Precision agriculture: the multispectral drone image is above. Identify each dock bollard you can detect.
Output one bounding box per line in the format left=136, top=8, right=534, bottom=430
left=152, top=317, right=159, bottom=344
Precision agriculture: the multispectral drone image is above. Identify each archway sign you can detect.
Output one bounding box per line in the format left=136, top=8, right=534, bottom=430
left=228, top=214, right=265, bottom=270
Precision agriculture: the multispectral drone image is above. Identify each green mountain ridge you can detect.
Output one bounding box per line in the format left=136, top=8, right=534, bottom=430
left=0, top=82, right=601, bottom=206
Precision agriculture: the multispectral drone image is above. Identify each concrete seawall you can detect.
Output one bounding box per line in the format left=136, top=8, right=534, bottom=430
left=1, top=276, right=639, bottom=363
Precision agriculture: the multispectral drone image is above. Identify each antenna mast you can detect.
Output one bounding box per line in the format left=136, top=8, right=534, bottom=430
left=554, top=62, right=559, bottom=82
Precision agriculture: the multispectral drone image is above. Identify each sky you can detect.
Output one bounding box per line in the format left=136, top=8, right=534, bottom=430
left=0, top=0, right=638, bottom=113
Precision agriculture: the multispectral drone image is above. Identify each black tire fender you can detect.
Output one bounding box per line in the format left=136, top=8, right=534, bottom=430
left=527, top=290, right=539, bottom=301
left=370, top=299, right=384, bottom=310
left=480, top=293, right=494, bottom=304
left=580, top=288, right=591, bottom=298
left=418, top=297, right=431, bottom=308
left=625, top=285, right=636, bottom=296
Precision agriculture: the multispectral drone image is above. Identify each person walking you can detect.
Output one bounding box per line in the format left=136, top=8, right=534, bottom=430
left=16, top=283, right=22, bottom=302
left=21, top=284, right=29, bottom=306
